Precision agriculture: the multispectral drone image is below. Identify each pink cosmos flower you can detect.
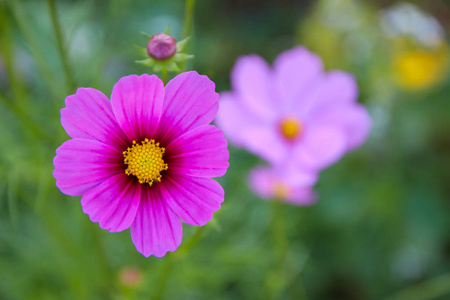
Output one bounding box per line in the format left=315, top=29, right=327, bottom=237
left=216, top=46, right=371, bottom=172
left=249, top=164, right=317, bottom=206
left=53, top=71, right=229, bottom=257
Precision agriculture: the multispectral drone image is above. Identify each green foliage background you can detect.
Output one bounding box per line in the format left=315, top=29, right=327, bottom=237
left=0, top=0, right=449, bottom=299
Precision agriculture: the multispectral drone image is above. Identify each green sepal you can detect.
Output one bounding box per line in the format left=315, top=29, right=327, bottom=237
left=166, top=62, right=180, bottom=72
left=134, top=45, right=148, bottom=57
left=135, top=58, right=155, bottom=67
left=163, top=24, right=171, bottom=35
left=176, top=36, right=191, bottom=52
left=153, top=64, right=163, bottom=72
left=139, top=31, right=152, bottom=40
left=174, top=53, right=194, bottom=62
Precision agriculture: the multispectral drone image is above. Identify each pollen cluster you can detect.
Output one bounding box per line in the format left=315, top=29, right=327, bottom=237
left=123, top=138, right=168, bottom=185
left=280, top=117, right=302, bottom=140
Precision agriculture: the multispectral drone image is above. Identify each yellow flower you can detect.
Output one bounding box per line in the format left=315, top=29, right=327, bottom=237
left=392, top=43, right=448, bottom=91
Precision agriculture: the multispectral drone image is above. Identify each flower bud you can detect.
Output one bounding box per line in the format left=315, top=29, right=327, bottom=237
left=118, top=267, right=143, bottom=288
left=146, top=33, right=177, bottom=61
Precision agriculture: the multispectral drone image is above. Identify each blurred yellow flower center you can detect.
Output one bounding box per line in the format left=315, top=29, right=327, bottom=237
left=393, top=48, right=447, bottom=90
left=280, top=117, right=302, bottom=140
left=272, top=182, right=289, bottom=200
left=123, top=138, right=168, bottom=185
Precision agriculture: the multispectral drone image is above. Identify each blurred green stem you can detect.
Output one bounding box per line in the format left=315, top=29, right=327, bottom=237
left=153, top=226, right=206, bottom=300
left=182, top=0, right=195, bottom=39
left=179, top=0, right=195, bottom=71
left=7, top=0, right=61, bottom=101
left=385, top=272, right=450, bottom=300
left=162, top=68, right=168, bottom=85
left=268, top=202, right=307, bottom=300
left=46, top=0, right=76, bottom=93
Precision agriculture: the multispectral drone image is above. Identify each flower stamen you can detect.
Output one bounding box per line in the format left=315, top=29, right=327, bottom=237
left=280, top=117, right=302, bottom=140
left=123, top=139, right=168, bottom=185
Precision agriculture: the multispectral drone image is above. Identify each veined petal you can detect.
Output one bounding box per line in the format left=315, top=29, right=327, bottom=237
left=273, top=46, right=323, bottom=113
left=130, top=186, right=182, bottom=257
left=81, top=173, right=141, bottom=232
left=111, top=74, right=164, bottom=141
left=293, top=125, right=347, bottom=170
left=53, top=138, right=123, bottom=196
left=157, top=71, right=219, bottom=144
left=162, top=175, right=224, bottom=226
left=166, top=125, right=229, bottom=178
left=61, top=88, right=129, bottom=150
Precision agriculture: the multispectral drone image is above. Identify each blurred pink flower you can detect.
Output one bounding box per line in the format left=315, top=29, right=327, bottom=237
left=53, top=72, right=229, bottom=257
left=249, top=164, right=317, bottom=206
left=216, top=46, right=371, bottom=172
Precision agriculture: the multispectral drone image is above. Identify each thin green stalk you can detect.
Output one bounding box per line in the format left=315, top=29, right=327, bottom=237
left=152, top=226, right=206, bottom=300
left=153, top=254, right=174, bottom=300
left=181, top=0, right=196, bottom=39
left=162, top=68, right=168, bottom=85
left=6, top=0, right=61, bottom=101
left=179, top=0, right=195, bottom=71
left=385, top=273, right=450, bottom=300
left=0, top=8, right=28, bottom=108
left=46, top=0, right=76, bottom=92
left=173, top=226, right=206, bottom=259
left=267, top=202, right=307, bottom=300
left=0, top=94, right=54, bottom=142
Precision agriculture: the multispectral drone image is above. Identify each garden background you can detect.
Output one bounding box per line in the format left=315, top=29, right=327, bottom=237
left=0, top=0, right=450, bottom=299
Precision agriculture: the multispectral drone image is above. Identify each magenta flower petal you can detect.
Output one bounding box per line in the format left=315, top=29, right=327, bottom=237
left=248, top=166, right=316, bottom=206
left=81, top=173, right=141, bottom=232
left=54, top=72, right=229, bottom=258
left=162, top=174, right=224, bottom=226
left=131, top=186, right=183, bottom=257
left=111, top=74, right=164, bottom=141
left=294, top=125, right=347, bottom=169
left=166, top=125, right=229, bottom=178
left=157, top=71, right=219, bottom=145
left=61, top=88, right=129, bottom=150
left=231, top=55, right=279, bottom=120
left=299, top=71, right=358, bottom=119
left=309, top=104, right=372, bottom=150
left=273, top=46, right=323, bottom=113
left=215, top=92, right=269, bottom=147
left=53, top=138, right=123, bottom=196
left=239, top=125, right=287, bottom=165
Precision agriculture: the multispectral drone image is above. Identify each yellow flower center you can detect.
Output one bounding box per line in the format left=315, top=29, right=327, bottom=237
left=280, top=117, right=302, bottom=140
left=123, top=138, right=168, bottom=185
left=272, top=182, right=289, bottom=201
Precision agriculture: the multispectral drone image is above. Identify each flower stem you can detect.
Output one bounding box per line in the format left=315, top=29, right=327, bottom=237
left=182, top=0, right=196, bottom=40
left=267, top=202, right=307, bottom=300
left=46, top=0, right=76, bottom=92
left=179, top=0, right=195, bottom=72
left=162, top=68, right=168, bottom=85
left=385, top=272, right=450, bottom=300
left=152, top=226, right=206, bottom=300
